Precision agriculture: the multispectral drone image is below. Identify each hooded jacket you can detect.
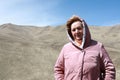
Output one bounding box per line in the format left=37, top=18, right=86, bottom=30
left=54, top=18, right=115, bottom=80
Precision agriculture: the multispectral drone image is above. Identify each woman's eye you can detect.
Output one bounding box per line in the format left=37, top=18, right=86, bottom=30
left=72, top=27, right=82, bottom=32
left=77, top=27, right=82, bottom=30
left=72, top=29, right=76, bottom=31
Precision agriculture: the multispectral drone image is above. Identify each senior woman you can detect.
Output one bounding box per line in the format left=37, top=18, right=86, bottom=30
left=54, top=15, right=116, bottom=80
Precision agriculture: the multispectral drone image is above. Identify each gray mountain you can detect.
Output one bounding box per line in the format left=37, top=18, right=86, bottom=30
left=0, top=23, right=120, bottom=80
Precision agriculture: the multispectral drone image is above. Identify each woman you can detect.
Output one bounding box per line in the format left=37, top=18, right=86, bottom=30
left=54, top=15, right=116, bottom=80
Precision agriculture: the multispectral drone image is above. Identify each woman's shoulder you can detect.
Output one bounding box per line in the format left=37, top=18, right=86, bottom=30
left=91, top=39, right=104, bottom=47
left=63, top=42, right=73, bottom=48
left=60, top=42, right=74, bottom=53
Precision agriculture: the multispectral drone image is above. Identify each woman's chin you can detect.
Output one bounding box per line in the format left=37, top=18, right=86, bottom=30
left=75, top=38, right=82, bottom=41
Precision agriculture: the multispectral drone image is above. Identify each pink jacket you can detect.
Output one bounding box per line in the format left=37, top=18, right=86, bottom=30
left=54, top=19, right=115, bottom=80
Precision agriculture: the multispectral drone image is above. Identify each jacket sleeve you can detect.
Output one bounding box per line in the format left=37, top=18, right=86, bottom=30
left=54, top=47, right=65, bottom=80
left=100, top=44, right=116, bottom=80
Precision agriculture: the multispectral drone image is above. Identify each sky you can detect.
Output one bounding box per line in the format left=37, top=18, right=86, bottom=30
left=0, top=0, right=120, bottom=26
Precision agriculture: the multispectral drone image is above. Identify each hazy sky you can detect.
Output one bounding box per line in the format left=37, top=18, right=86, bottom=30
left=0, top=0, right=120, bottom=26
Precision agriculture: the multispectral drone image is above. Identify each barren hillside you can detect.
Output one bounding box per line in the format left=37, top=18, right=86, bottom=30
left=0, top=23, right=120, bottom=80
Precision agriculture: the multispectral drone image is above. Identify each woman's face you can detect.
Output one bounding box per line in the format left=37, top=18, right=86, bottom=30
left=71, top=21, right=83, bottom=41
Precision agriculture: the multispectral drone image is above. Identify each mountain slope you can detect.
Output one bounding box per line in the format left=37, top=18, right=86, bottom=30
left=0, top=23, right=120, bottom=80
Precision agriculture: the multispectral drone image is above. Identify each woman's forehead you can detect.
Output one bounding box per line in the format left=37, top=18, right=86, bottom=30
left=71, top=21, right=82, bottom=28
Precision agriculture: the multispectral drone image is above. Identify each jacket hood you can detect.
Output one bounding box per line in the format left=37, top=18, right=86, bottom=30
left=67, top=18, right=91, bottom=49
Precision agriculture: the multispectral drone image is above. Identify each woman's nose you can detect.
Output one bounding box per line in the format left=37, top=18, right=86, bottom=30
left=75, top=29, right=79, bottom=33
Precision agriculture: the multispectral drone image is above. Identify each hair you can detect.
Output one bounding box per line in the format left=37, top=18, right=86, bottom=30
left=66, top=15, right=83, bottom=40
left=66, top=15, right=83, bottom=29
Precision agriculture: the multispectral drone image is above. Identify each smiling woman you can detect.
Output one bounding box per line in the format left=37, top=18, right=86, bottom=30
left=54, top=15, right=116, bottom=80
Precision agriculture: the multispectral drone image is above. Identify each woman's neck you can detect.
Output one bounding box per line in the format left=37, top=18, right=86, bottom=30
left=75, top=39, right=82, bottom=46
